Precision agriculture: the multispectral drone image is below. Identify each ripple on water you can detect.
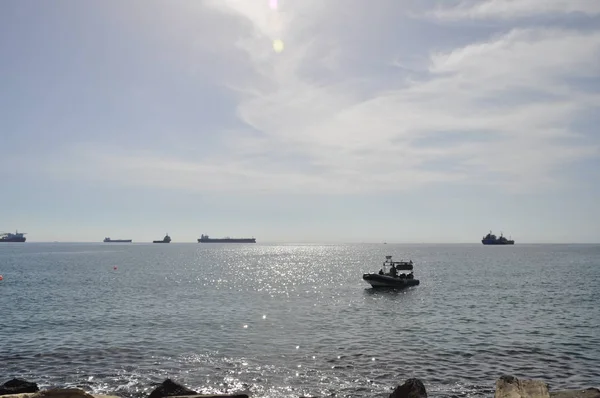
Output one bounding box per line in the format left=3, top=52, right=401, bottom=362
left=1, top=243, right=599, bottom=397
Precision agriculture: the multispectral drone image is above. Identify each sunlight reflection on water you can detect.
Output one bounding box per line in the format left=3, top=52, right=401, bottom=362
left=1, top=243, right=599, bottom=397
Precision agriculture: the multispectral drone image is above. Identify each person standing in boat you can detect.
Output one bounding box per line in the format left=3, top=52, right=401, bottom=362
left=389, top=264, right=397, bottom=277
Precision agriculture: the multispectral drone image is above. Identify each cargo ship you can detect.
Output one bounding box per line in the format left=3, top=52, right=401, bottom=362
left=482, top=231, right=514, bottom=245
left=153, top=233, right=171, bottom=243
left=0, top=230, right=26, bottom=242
left=198, top=234, right=256, bottom=243
left=104, top=237, right=133, bottom=243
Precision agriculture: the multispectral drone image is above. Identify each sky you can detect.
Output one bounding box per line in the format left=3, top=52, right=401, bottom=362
left=1, top=0, right=599, bottom=243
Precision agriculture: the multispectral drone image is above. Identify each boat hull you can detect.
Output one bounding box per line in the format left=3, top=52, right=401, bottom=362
left=362, top=274, right=420, bottom=288
left=0, top=237, right=26, bottom=242
left=153, top=241, right=170, bottom=243
left=482, top=240, right=514, bottom=245
left=198, top=238, right=256, bottom=243
left=104, top=240, right=132, bottom=243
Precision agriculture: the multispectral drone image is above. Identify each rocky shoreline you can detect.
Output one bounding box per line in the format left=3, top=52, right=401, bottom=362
left=1, top=376, right=598, bottom=398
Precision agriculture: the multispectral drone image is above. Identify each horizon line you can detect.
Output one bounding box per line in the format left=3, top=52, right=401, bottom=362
left=13, top=241, right=600, bottom=245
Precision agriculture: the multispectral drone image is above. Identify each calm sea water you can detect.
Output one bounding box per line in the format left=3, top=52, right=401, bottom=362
left=1, top=243, right=599, bottom=398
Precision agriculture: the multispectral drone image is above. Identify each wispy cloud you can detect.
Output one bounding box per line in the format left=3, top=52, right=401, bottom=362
left=431, top=0, right=600, bottom=20
left=39, top=0, right=600, bottom=194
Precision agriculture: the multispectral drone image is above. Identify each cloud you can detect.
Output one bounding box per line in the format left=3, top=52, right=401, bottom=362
left=431, top=0, right=600, bottom=20
left=38, top=1, right=600, bottom=195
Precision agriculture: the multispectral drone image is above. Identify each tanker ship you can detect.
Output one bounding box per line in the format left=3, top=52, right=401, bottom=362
left=0, top=230, right=26, bottom=242
left=482, top=231, right=515, bottom=245
left=198, top=234, right=256, bottom=243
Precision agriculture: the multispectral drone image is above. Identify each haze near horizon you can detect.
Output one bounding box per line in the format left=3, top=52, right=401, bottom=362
left=1, top=0, right=599, bottom=243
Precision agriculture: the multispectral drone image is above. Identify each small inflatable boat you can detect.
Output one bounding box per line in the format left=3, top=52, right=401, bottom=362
left=362, top=255, right=420, bottom=288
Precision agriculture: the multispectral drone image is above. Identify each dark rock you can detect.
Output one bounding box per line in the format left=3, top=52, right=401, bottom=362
left=148, top=379, right=198, bottom=398
left=0, top=379, right=40, bottom=396
left=389, top=378, right=427, bottom=398
left=551, top=388, right=600, bottom=398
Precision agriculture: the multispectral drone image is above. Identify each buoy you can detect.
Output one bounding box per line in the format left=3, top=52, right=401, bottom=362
left=0, top=275, right=3, bottom=281
left=113, top=266, right=117, bottom=271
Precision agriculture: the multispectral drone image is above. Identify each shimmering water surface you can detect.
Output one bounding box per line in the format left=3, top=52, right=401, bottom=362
left=1, top=243, right=599, bottom=397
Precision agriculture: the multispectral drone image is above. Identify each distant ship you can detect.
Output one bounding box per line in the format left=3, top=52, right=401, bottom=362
left=198, top=234, right=256, bottom=243
left=482, top=231, right=515, bottom=245
left=0, top=230, right=26, bottom=243
left=153, top=233, right=171, bottom=243
left=104, top=237, right=132, bottom=243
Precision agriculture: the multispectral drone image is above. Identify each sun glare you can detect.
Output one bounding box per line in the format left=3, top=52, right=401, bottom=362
left=273, top=39, right=285, bottom=53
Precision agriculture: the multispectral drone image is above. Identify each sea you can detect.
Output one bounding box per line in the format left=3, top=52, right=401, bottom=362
left=1, top=243, right=599, bottom=398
